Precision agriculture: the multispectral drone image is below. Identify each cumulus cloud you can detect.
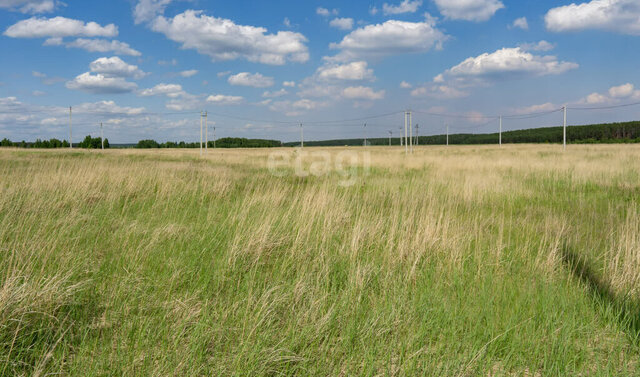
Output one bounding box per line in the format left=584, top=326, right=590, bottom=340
left=514, top=102, right=559, bottom=115
left=545, top=0, right=640, bottom=35
left=151, top=10, right=309, bottom=65
left=179, top=69, right=198, bottom=77
left=316, top=61, right=374, bottom=81
left=442, top=47, right=578, bottom=81
left=518, top=40, right=555, bottom=52
left=316, top=7, right=337, bottom=16
left=89, top=57, right=147, bottom=79
left=262, top=89, right=288, bottom=98
left=139, top=83, right=185, bottom=97
left=329, top=17, right=447, bottom=61
left=577, top=83, right=640, bottom=105
left=411, top=85, right=468, bottom=99
left=609, top=83, right=635, bottom=98
left=400, top=81, right=412, bottom=88
left=283, top=81, right=296, bottom=87
left=433, top=0, right=504, bottom=22
left=206, top=94, right=244, bottom=105
left=342, top=86, right=385, bottom=100
left=64, top=38, right=141, bottom=56
left=66, top=72, right=138, bottom=94
left=133, top=0, right=172, bottom=24
left=382, top=0, right=422, bottom=15
left=227, top=72, right=275, bottom=88
left=0, top=0, right=59, bottom=13
left=4, top=16, right=117, bottom=38
left=511, top=17, right=528, bottom=30
left=329, top=17, right=354, bottom=30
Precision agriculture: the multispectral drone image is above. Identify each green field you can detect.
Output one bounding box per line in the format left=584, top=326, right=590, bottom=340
left=1, top=145, right=639, bottom=375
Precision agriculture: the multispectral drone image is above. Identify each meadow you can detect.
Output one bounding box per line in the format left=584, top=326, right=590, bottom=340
left=0, top=145, right=639, bottom=376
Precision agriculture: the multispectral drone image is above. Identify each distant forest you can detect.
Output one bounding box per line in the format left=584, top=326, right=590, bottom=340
left=3, top=121, right=640, bottom=149
left=283, top=121, right=640, bottom=147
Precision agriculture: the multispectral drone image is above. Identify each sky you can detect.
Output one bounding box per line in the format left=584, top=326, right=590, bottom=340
left=1, top=0, right=640, bottom=143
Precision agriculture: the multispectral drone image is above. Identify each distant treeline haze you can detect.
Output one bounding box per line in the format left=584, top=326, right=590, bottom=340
left=2, top=121, right=640, bottom=148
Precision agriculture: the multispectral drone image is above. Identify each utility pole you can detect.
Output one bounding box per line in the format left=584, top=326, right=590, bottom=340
left=205, top=111, right=208, bottom=154
left=69, top=106, right=72, bottom=149
left=446, top=124, right=449, bottom=146
left=300, top=123, right=304, bottom=148
left=100, top=122, right=104, bottom=150
left=563, top=106, right=567, bottom=151
left=364, top=123, right=367, bottom=147
left=409, top=111, right=413, bottom=153
left=415, top=124, right=419, bottom=146
left=399, top=127, right=403, bottom=147
left=213, top=126, right=216, bottom=149
left=499, top=116, right=502, bottom=146
left=388, top=131, right=392, bottom=147
left=404, top=111, right=408, bottom=154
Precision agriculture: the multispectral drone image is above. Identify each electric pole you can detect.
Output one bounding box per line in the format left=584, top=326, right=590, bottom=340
left=404, top=111, right=408, bottom=154
left=300, top=123, right=304, bottom=148
left=364, top=123, right=367, bottom=147
left=200, top=111, right=203, bottom=156
left=563, top=106, right=567, bottom=151
left=213, top=126, right=216, bottom=148
left=499, top=116, right=502, bottom=146
left=100, top=122, right=104, bottom=150
left=415, top=124, right=419, bottom=146
left=446, top=124, right=449, bottom=146
left=388, top=130, right=392, bottom=146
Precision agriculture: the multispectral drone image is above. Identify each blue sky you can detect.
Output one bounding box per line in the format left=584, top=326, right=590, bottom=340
left=1, top=0, right=640, bottom=143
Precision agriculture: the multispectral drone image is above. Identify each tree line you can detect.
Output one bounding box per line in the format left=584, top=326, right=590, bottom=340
left=136, top=137, right=281, bottom=148
left=0, top=136, right=109, bottom=149
left=283, top=121, right=640, bottom=147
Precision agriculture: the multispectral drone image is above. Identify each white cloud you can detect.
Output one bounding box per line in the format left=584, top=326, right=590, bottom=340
left=206, top=94, right=244, bottom=105
left=283, top=17, right=291, bottom=27
left=32, top=90, right=46, bottom=96
left=151, top=10, right=309, bottom=65
left=433, top=0, right=504, bottom=22
left=89, top=56, right=147, bottom=79
left=342, top=86, right=385, bottom=100
left=0, top=0, right=58, bottom=14
left=316, top=61, right=374, bottom=81
left=382, top=0, right=422, bottom=15
left=518, top=40, right=555, bottom=52
left=400, top=81, right=412, bottom=88
left=43, top=36, right=62, bottom=45
left=329, top=17, right=354, bottom=30
left=139, top=83, right=184, bottom=97
left=133, top=0, right=172, bottom=24
left=329, top=17, right=447, bottom=61
left=584, top=92, right=611, bottom=104
left=66, top=72, right=138, bottom=94
left=228, top=72, right=275, bottom=88
left=179, top=69, right=198, bottom=77
left=64, top=38, right=142, bottom=56
left=262, top=89, right=288, bottom=98
left=316, top=7, right=337, bottom=16
left=283, top=81, right=296, bottom=87
left=75, top=100, right=145, bottom=115
left=515, top=102, right=558, bottom=115
left=545, top=0, right=640, bottom=35
left=32, top=71, right=46, bottom=78
left=158, top=58, right=178, bottom=66
left=410, top=85, right=468, bottom=99
left=4, top=16, right=117, bottom=38
left=609, top=83, right=634, bottom=98
left=511, top=17, right=528, bottom=30
left=443, top=47, right=578, bottom=81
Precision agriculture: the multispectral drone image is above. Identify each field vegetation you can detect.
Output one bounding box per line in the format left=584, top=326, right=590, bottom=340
left=0, top=145, right=639, bottom=375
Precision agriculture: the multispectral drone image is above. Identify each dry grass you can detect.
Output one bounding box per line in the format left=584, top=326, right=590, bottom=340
left=0, top=144, right=639, bottom=376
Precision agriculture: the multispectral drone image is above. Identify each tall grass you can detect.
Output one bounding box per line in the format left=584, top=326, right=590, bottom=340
left=0, top=145, right=638, bottom=375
